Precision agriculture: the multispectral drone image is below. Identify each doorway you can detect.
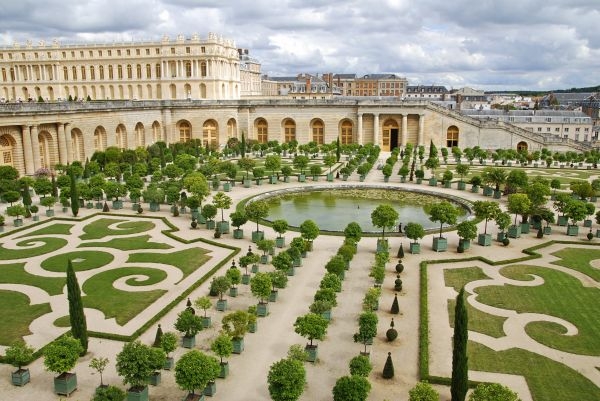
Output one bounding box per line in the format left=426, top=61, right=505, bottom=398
left=390, top=128, right=399, bottom=150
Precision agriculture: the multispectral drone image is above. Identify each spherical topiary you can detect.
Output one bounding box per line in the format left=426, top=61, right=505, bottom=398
left=395, top=262, right=404, bottom=274
left=382, top=352, right=394, bottom=379
left=137, top=206, right=143, bottom=214
left=394, top=275, right=403, bottom=292
left=386, top=327, right=398, bottom=341
left=537, top=227, right=544, bottom=238
left=502, top=237, right=510, bottom=246
left=390, top=293, right=399, bottom=314
left=191, top=220, right=198, bottom=229
left=587, top=232, right=594, bottom=241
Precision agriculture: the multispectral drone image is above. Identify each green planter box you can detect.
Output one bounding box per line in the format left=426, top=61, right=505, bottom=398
left=46, top=209, right=55, bottom=217
left=127, top=386, right=149, bottom=401
left=321, top=309, right=332, bottom=322
left=432, top=237, right=447, bottom=252
left=557, top=216, right=568, bottom=226
left=444, top=181, right=452, bottom=188
left=493, top=190, right=502, bottom=199
left=287, top=267, right=296, bottom=276
left=11, top=369, right=30, bottom=386
left=409, top=243, right=421, bottom=254
left=32, top=215, right=40, bottom=222
left=54, top=372, right=77, bottom=396
left=312, top=175, right=319, bottom=182
left=87, top=202, right=94, bottom=209
left=269, top=176, right=278, bottom=184
left=219, top=362, right=229, bottom=378
left=327, top=173, right=334, bottom=182
left=298, top=174, right=306, bottom=182
left=232, top=338, right=244, bottom=354
left=233, top=229, right=244, bottom=239
left=400, top=176, right=406, bottom=183
left=508, top=225, right=521, bottom=238
left=260, top=254, right=270, bottom=264
left=257, top=302, right=269, bottom=317
left=458, top=239, right=471, bottom=250
left=203, top=381, right=217, bottom=396
left=95, top=202, right=104, bottom=209
left=293, top=258, right=302, bottom=267
left=269, top=290, right=278, bottom=303
left=284, top=176, right=291, bottom=183
left=497, top=232, right=507, bottom=242
left=182, top=335, right=196, bottom=348
left=217, top=221, right=230, bottom=234
left=596, top=229, right=600, bottom=238
left=384, top=176, right=390, bottom=182
left=457, top=181, right=466, bottom=190
left=149, top=202, right=160, bottom=212
left=13, top=218, right=23, bottom=227
left=359, top=175, right=366, bottom=182
left=429, top=178, right=437, bottom=186
left=416, top=178, right=422, bottom=184
left=477, top=233, right=492, bottom=246
left=241, top=274, right=250, bottom=285
left=251, top=264, right=259, bottom=273
left=216, top=299, right=228, bottom=311
left=206, top=220, right=216, bottom=230
left=252, top=231, right=264, bottom=242
left=305, top=345, right=318, bottom=363
left=248, top=321, right=257, bottom=333
left=148, top=371, right=161, bottom=386
left=584, top=219, right=593, bottom=228
left=229, top=287, right=238, bottom=297
left=222, top=182, right=231, bottom=192
left=483, top=187, right=493, bottom=196
left=376, top=239, right=389, bottom=253
left=275, top=237, right=285, bottom=248
left=471, top=185, right=479, bottom=193
left=243, top=179, right=251, bottom=188
left=544, top=226, right=552, bottom=235
left=567, top=225, right=579, bottom=236
left=112, top=200, right=123, bottom=209
left=520, top=223, right=530, bottom=234
left=164, top=357, right=174, bottom=370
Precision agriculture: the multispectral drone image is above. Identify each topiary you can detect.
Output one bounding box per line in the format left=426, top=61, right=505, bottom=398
left=395, top=262, right=404, bottom=274
left=386, top=319, right=398, bottom=342
left=502, top=237, right=510, bottom=246
left=394, top=275, right=402, bottom=292
left=397, top=243, right=404, bottom=259
left=390, top=293, right=399, bottom=314
left=173, top=208, right=180, bottom=217
left=382, top=352, right=394, bottom=379
left=191, top=219, right=198, bottom=229
left=102, top=202, right=110, bottom=212
left=137, top=206, right=143, bottom=214
left=587, top=232, right=594, bottom=241
left=537, top=227, right=544, bottom=238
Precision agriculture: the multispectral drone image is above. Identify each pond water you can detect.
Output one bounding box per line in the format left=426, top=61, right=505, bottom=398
left=263, top=187, right=469, bottom=232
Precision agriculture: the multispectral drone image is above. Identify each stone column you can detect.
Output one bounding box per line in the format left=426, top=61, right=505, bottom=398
left=30, top=125, right=41, bottom=171
left=21, top=125, right=34, bottom=175
left=418, top=114, right=425, bottom=146
left=357, top=113, right=363, bottom=145
left=57, top=123, right=67, bottom=164
left=64, top=123, right=73, bottom=163
left=373, top=113, right=380, bottom=147
left=402, top=114, right=408, bottom=146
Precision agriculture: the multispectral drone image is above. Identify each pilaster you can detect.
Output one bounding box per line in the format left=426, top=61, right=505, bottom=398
left=402, top=114, right=408, bottom=146
left=57, top=123, right=67, bottom=164
left=30, top=125, right=41, bottom=171
left=21, top=125, right=34, bottom=175
left=357, top=113, right=363, bottom=145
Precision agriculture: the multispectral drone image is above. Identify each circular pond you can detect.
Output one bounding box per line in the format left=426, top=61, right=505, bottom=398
left=259, top=186, right=471, bottom=233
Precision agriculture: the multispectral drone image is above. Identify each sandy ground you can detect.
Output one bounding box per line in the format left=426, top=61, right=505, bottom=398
left=1, top=158, right=598, bottom=401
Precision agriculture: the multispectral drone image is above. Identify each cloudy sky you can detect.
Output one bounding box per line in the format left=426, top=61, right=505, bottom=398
left=1, top=0, right=598, bottom=91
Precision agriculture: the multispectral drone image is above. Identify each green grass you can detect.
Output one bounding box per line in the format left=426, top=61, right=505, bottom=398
left=468, top=341, right=600, bottom=401
left=17, top=223, right=74, bottom=238
left=81, top=267, right=167, bottom=325
left=0, top=290, right=51, bottom=345
left=0, top=263, right=65, bottom=295
left=40, top=250, right=114, bottom=272
left=444, top=266, right=490, bottom=292
left=127, top=248, right=211, bottom=281
left=0, top=237, right=68, bottom=260
left=550, top=247, right=600, bottom=282
left=448, top=299, right=507, bottom=338
left=79, top=218, right=155, bottom=240
left=78, top=234, right=172, bottom=251
left=475, top=265, right=600, bottom=355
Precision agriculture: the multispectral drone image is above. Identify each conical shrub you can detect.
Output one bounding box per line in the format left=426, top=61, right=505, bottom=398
left=382, top=352, right=394, bottom=379
left=390, top=293, right=399, bottom=314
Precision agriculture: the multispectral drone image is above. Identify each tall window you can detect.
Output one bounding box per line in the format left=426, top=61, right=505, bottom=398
left=90, top=66, right=95, bottom=80
left=136, top=64, right=142, bottom=79
left=117, top=65, right=123, bottom=79
left=63, top=66, right=68, bottom=80
left=108, top=65, right=113, bottom=80
left=155, top=63, right=161, bottom=78
left=446, top=126, right=459, bottom=148
left=116, top=125, right=127, bottom=149
left=185, top=62, right=192, bottom=77
left=200, top=62, right=207, bottom=77
left=81, top=66, right=86, bottom=80
left=341, top=120, right=353, bottom=144
left=203, top=120, right=218, bottom=147
left=127, top=64, right=132, bottom=79
left=146, top=64, right=151, bottom=79
left=312, top=120, right=324, bottom=144
left=284, top=119, right=296, bottom=143
left=152, top=121, right=162, bottom=142
left=99, top=65, right=104, bottom=79
left=257, top=119, right=268, bottom=143
left=179, top=122, right=191, bottom=143
left=72, top=66, right=77, bottom=80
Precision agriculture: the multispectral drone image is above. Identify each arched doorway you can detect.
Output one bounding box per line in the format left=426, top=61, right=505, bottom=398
left=203, top=120, right=218, bottom=149
left=255, top=118, right=268, bottom=143
left=447, top=126, right=459, bottom=148
left=517, top=141, right=528, bottom=152
left=71, top=129, right=85, bottom=162
left=311, top=119, right=324, bottom=144
left=152, top=121, right=162, bottom=143
left=94, top=126, right=107, bottom=151
left=340, top=120, right=353, bottom=144
left=38, top=131, right=55, bottom=169
left=178, top=121, right=192, bottom=143
left=0, top=134, right=14, bottom=168
left=135, top=123, right=145, bottom=147
left=227, top=118, right=237, bottom=140
left=116, top=124, right=127, bottom=149
left=283, top=119, right=296, bottom=143
left=382, top=119, right=399, bottom=151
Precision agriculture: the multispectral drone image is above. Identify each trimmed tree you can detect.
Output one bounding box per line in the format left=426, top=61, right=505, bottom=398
left=473, top=201, right=501, bottom=235
left=451, top=288, right=469, bottom=401
left=349, top=355, right=372, bottom=377
left=175, top=350, right=220, bottom=397
left=353, top=311, right=378, bottom=354
left=294, top=313, right=329, bottom=347
left=468, top=382, right=522, bottom=401
left=427, top=201, right=458, bottom=238
left=409, top=381, right=440, bottom=401
left=267, top=357, right=307, bottom=401
left=43, top=335, right=83, bottom=380
left=299, top=219, right=320, bottom=250
left=116, top=341, right=156, bottom=393
left=245, top=200, right=269, bottom=236
left=371, top=204, right=399, bottom=243
left=382, top=351, right=394, bottom=379
left=66, top=260, right=88, bottom=354
left=332, top=375, right=371, bottom=401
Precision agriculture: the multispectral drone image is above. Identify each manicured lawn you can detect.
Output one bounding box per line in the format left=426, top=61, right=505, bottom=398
left=475, top=265, right=600, bottom=355
left=469, top=341, right=600, bottom=401
left=79, top=218, right=155, bottom=240
left=17, top=223, right=74, bottom=237
left=41, top=250, right=114, bottom=272
left=551, top=247, right=600, bottom=282
left=81, top=267, right=167, bottom=325
left=447, top=299, right=506, bottom=338
left=78, top=234, right=172, bottom=251
left=0, top=263, right=65, bottom=295
left=444, top=266, right=490, bottom=292
left=0, top=290, right=51, bottom=345
left=0, top=237, right=68, bottom=260
left=127, top=247, right=211, bottom=281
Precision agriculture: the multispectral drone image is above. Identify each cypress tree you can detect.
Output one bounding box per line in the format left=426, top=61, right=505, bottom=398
left=22, top=183, right=32, bottom=208
left=382, top=352, right=394, bottom=379
left=67, top=260, right=88, bottom=354
left=70, top=170, right=79, bottom=217
left=451, top=287, right=468, bottom=401
left=152, top=324, right=163, bottom=348
left=336, top=137, right=341, bottom=162
left=241, top=132, right=246, bottom=157
left=51, top=174, right=58, bottom=197
left=390, top=293, right=400, bottom=314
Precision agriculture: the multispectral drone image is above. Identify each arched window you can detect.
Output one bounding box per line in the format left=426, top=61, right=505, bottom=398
left=200, top=62, right=207, bottom=77
left=108, top=65, right=114, bottom=80
left=185, top=62, right=192, bottom=78
left=257, top=119, right=268, bottom=143
left=63, top=66, right=68, bottom=80
left=152, top=121, right=162, bottom=142
left=203, top=120, right=218, bottom=148
left=80, top=66, right=86, bottom=80
left=284, top=119, right=296, bottom=143
left=72, top=66, right=77, bottom=80
left=117, top=65, right=123, bottom=79
left=99, top=65, right=104, bottom=80
left=0, top=135, right=14, bottom=167
left=179, top=121, right=191, bottom=143
left=136, top=64, right=142, bottom=79
left=116, top=125, right=127, bottom=149
left=446, top=126, right=459, bottom=148
left=135, top=123, right=145, bottom=147
left=517, top=141, right=528, bottom=152
left=341, top=120, right=353, bottom=144
left=90, top=66, right=95, bottom=80
left=146, top=64, right=151, bottom=79
left=312, top=120, right=324, bottom=144
left=94, top=127, right=107, bottom=151
left=127, top=64, right=133, bottom=79
left=155, top=63, right=161, bottom=78
left=227, top=119, right=236, bottom=139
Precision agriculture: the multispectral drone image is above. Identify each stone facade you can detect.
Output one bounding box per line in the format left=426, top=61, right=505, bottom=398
left=0, top=99, right=587, bottom=176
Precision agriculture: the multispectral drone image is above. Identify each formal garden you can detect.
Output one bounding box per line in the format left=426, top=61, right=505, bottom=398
left=1, top=138, right=600, bottom=401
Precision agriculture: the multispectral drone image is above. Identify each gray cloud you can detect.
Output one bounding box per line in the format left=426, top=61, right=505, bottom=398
left=0, top=0, right=598, bottom=90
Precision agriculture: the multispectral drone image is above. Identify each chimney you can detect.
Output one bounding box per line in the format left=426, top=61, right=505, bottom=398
left=306, top=76, right=311, bottom=93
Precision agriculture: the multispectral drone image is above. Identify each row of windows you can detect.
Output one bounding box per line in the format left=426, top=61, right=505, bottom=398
left=536, top=127, right=590, bottom=133
left=0, top=46, right=208, bottom=61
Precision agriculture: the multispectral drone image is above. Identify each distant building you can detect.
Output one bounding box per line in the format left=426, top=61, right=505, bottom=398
left=323, top=73, right=357, bottom=96
left=262, top=73, right=339, bottom=99
left=539, top=92, right=599, bottom=109
left=405, top=85, right=449, bottom=100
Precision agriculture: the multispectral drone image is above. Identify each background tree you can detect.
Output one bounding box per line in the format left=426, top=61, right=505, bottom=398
left=473, top=201, right=501, bottom=234
left=293, top=155, right=309, bottom=175
left=211, top=333, right=233, bottom=365
left=250, top=272, right=272, bottom=304
left=238, top=157, right=256, bottom=180
left=265, top=155, right=282, bottom=177
left=294, top=313, right=329, bottom=347
left=300, top=219, right=320, bottom=249
left=267, top=357, right=306, bottom=401
left=427, top=201, right=458, bottom=238
left=455, top=163, right=470, bottom=183
left=67, top=260, right=88, bottom=354
left=43, top=335, right=83, bottom=377
left=371, top=204, right=399, bottom=241
left=507, top=193, right=531, bottom=226
left=272, top=219, right=289, bottom=239
left=245, top=200, right=269, bottom=233
left=332, top=375, right=371, bottom=401
left=405, top=222, right=425, bottom=245
left=451, top=288, right=469, bottom=401
left=212, top=191, right=232, bottom=223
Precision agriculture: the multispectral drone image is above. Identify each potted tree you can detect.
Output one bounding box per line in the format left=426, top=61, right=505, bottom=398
left=310, top=299, right=333, bottom=322
left=7, top=204, right=26, bottom=227
left=495, top=211, right=512, bottom=242
left=225, top=267, right=241, bottom=297
left=245, top=200, right=269, bottom=242
left=194, top=296, right=213, bottom=328
left=564, top=199, right=588, bottom=236
left=212, top=191, right=232, bottom=234
left=362, top=287, right=382, bottom=311
left=550, top=178, right=561, bottom=200
left=175, top=309, right=203, bottom=348
left=405, top=222, right=425, bottom=254
left=456, top=220, right=477, bottom=252
left=160, top=332, right=178, bottom=370
left=382, top=163, right=393, bottom=182
left=229, top=211, right=248, bottom=239
left=272, top=219, right=289, bottom=248
left=371, top=204, right=398, bottom=253
left=442, top=170, right=453, bottom=188
left=293, top=313, right=329, bottom=363
left=470, top=175, right=482, bottom=193
left=89, top=356, right=109, bottom=389
left=116, top=341, right=156, bottom=401
left=257, top=239, right=275, bottom=264
left=211, top=275, right=231, bottom=311
left=353, top=311, right=378, bottom=356
left=250, top=272, right=272, bottom=317
left=6, top=340, right=34, bottom=386
left=238, top=157, right=256, bottom=187
left=427, top=201, right=458, bottom=252
left=265, top=155, right=281, bottom=184
left=281, top=165, right=293, bottom=183
left=473, top=201, right=501, bottom=246
left=147, top=347, right=166, bottom=386
left=238, top=255, right=253, bottom=284
left=455, top=163, right=470, bottom=190
left=415, top=169, right=425, bottom=184
left=398, top=165, right=409, bottom=183
left=175, top=350, right=220, bottom=401
left=41, top=195, right=56, bottom=217
left=299, top=219, right=320, bottom=251
left=29, top=204, right=39, bottom=221
left=211, top=333, right=233, bottom=379
left=187, top=196, right=201, bottom=221
left=201, top=204, right=217, bottom=230
left=507, top=193, right=531, bottom=238
left=252, top=167, right=265, bottom=185
left=43, top=335, right=83, bottom=397
left=221, top=310, right=250, bottom=354
left=293, top=155, right=309, bottom=182
left=553, top=193, right=572, bottom=227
